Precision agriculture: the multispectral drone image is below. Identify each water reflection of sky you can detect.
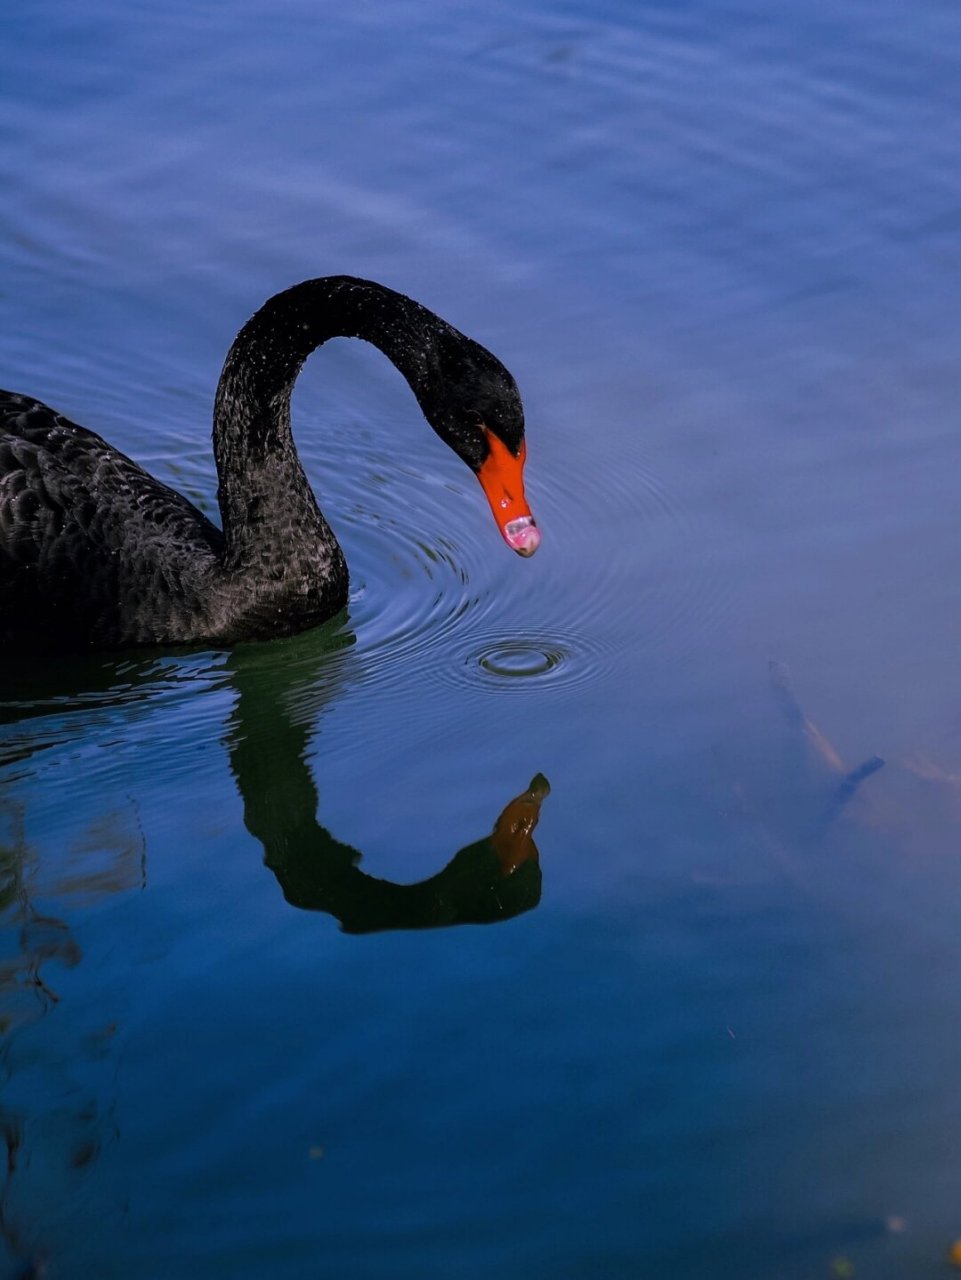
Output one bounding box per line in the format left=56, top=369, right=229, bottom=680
left=3, top=0, right=961, bottom=1276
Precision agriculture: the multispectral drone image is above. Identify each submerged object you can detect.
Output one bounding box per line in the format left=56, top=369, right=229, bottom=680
left=0, top=276, right=539, bottom=649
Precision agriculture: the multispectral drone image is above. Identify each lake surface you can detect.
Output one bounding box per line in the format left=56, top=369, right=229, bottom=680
left=3, top=1, right=961, bottom=1276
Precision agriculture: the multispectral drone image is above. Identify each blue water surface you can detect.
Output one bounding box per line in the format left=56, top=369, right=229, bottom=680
left=3, top=1, right=961, bottom=1276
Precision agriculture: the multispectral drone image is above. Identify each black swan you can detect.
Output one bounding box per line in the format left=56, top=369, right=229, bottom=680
left=0, top=276, right=539, bottom=650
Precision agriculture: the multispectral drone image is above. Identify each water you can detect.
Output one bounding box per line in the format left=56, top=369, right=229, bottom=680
left=2, top=1, right=961, bottom=1275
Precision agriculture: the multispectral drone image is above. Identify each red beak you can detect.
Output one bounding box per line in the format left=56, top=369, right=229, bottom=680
left=475, top=430, right=541, bottom=556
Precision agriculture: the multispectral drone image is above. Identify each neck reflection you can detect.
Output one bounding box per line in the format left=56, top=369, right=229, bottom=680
left=224, top=646, right=549, bottom=933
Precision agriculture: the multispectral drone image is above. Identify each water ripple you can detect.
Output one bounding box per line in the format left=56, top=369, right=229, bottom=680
left=311, top=420, right=731, bottom=710
left=440, top=627, right=613, bottom=696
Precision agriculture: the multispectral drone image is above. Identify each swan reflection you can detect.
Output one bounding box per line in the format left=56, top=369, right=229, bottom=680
left=259, top=771, right=548, bottom=933
left=0, top=636, right=550, bottom=1269
left=225, top=648, right=549, bottom=931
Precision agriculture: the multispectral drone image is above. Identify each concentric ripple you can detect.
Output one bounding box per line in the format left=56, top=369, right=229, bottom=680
left=310, top=431, right=498, bottom=695
left=478, top=641, right=561, bottom=679
left=440, top=628, right=613, bottom=696
left=296, top=410, right=734, bottom=715
left=525, top=432, right=734, bottom=664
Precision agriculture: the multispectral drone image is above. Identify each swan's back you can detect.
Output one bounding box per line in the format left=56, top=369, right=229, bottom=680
left=0, top=390, right=223, bottom=648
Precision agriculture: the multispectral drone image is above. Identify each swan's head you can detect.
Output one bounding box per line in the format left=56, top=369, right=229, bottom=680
left=422, top=333, right=541, bottom=557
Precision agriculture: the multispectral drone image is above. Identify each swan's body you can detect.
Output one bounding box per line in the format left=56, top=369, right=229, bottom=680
left=0, top=276, right=538, bottom=650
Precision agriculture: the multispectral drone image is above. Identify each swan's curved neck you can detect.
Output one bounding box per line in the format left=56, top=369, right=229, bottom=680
left=212, top=276, right=445, bottom=572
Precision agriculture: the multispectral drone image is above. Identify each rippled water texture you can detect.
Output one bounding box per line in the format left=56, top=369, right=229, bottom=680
left=3, top=2, right=961, bottom=1277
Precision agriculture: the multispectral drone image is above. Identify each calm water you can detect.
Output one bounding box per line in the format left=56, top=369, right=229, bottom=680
left=3, top=2, right=961, bottom=1276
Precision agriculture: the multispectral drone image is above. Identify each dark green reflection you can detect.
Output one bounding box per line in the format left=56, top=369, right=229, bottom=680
left=224, top=638, right=548, bottom=932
